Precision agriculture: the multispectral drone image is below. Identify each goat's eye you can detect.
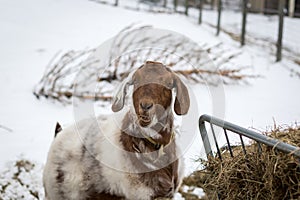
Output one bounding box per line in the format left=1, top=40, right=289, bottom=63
left=167, top=81, right=174, bottom=88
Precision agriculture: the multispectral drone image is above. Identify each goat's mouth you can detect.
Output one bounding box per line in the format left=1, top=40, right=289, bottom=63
left=138, top=115, right=151, bottom=127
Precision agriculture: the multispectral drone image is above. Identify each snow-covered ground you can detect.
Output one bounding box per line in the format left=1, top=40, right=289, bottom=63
left=0, top=0, right=300, bottom=199
left=197, top=9, right=300, bottom=54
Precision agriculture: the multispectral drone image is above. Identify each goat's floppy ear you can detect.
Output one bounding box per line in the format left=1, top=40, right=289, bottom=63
left=174, top=75, right=190, bottom=115
left=111, top=78, right=131, bottom=112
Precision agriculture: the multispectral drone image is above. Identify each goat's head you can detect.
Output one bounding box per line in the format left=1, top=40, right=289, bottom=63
left=112, top=61, right=190, bottom=127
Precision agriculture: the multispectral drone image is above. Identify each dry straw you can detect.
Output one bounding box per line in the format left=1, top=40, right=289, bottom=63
left=182, top=127, right=300, bottom=200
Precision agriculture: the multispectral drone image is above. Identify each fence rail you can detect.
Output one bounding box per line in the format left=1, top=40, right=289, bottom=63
left=198, top=114, right=300, bottom=159
left=92, top=0, right=300, bottom=62
left=187, top=0, right=286, bottom=61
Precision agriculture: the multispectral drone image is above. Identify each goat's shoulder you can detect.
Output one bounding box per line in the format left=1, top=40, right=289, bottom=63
left=47, top=115, right=118, bottom=161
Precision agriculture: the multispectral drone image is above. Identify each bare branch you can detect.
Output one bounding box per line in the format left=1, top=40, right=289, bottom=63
left=0, top=124, right=13, bottom=133
left=34, top=25, right=257, bottom=105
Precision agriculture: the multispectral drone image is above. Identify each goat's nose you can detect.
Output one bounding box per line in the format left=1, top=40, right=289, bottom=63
left=140, top=102, right=153, bottom=111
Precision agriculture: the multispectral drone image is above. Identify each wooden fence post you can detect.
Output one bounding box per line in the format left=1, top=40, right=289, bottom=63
left=185, top=0, right=189, bottom=15
left=216, top=0, right=222, bottom=36
left=199, top=0, right=204, bottom=24
left=174, top=0, right=178, bottom=11
left=241, top=0, right=248, bottom=46
left=114, top=0, right=118, bottom=6
left=211, top=0, right=214, bottom=10
left=276, top=0, right=285, bottom=62
left=163, top=0, right=167, bottom=8
left=288, top=0, right=295, bottom=17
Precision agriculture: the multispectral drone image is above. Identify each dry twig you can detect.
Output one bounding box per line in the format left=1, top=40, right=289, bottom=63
left=34, top=25, right=256, bottom=104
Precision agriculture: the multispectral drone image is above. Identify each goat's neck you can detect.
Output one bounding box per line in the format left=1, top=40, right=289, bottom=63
left=119, top=110, right=178, bottom=176
left=120, top=110, right=174, bottom=152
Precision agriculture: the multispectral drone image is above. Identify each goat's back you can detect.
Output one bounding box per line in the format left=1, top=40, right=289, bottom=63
left=43, top=115, right=125, bottom=200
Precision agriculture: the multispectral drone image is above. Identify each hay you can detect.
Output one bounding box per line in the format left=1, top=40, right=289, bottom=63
left=183, top=127, right=300, bottom=200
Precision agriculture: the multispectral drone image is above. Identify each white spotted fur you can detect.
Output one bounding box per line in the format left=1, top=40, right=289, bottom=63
left=43, top=114, right=160, bottom=200
left=44, top=62, right=188, bottom=200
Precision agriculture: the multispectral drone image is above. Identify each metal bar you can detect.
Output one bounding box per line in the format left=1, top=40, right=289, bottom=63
left=257, top=142, right=262, bottom=153
left=199, top=114, right=300, bottom=158
left=241, top=0, right=248, bottom=46
left=216, top=0, right=222, bottom=36
left=276, top=0, right=285, bottom=62
left=199, top=118, right=213, bottom=157
left=239, top=135, right=247, bottom=154
left=210, top=123, right=222, bottom=160
left=224, top=129, right=233, bottom=157
left=198, top=0, right=204, bottom=24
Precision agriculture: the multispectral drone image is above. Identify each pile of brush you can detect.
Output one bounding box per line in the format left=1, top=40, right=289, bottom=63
left=182, top=127, right=300, bottom=200
left=33, top=25, right=256, bottom=105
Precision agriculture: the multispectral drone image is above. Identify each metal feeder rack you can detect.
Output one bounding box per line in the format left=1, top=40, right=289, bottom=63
left=198, top=114, right=300, bottom=199
left=199, top=114, right=300, bottom=161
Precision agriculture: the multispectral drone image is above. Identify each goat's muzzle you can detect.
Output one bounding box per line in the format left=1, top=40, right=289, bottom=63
left=138, top=99, right=154, bottom=126
left=133, top=83, right=172, bottom=127
left=138, top=114, right=151, bottom=127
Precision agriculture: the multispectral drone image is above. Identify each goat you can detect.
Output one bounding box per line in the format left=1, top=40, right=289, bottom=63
left=43, top=61, right=190, bottom=200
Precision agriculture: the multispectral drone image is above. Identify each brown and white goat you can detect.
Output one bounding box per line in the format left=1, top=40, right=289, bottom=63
left=43, top=61, right=190, bottom=200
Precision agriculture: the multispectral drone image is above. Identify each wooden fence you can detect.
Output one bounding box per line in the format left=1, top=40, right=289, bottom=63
left=104, top=0, right=289, bottom=62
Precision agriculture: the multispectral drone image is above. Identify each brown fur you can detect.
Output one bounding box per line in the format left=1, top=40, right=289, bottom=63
left=142, top=160, right=179, bottom=198
left=44, top=60, right=190, bottom=200
left=133, top=84, right=172, bottom=128
left=116, top=61, right=188, bottom=198
left=120, top=112, right=179, bottom=198
left=111, top=61, right=190, bottom=116
left=130, top=61, right=189, bottom=127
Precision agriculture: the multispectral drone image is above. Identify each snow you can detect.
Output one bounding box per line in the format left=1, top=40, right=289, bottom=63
left=181, top=185, right=205, bottom=199
left=0, top=159, right=44, bottom=200
left=0, top=0, right=300, bottom=199
left=200, top=9, right=300, bottom=54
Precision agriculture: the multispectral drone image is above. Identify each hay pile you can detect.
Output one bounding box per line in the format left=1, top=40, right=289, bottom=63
left=183, top=127, right=300, bottom=200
